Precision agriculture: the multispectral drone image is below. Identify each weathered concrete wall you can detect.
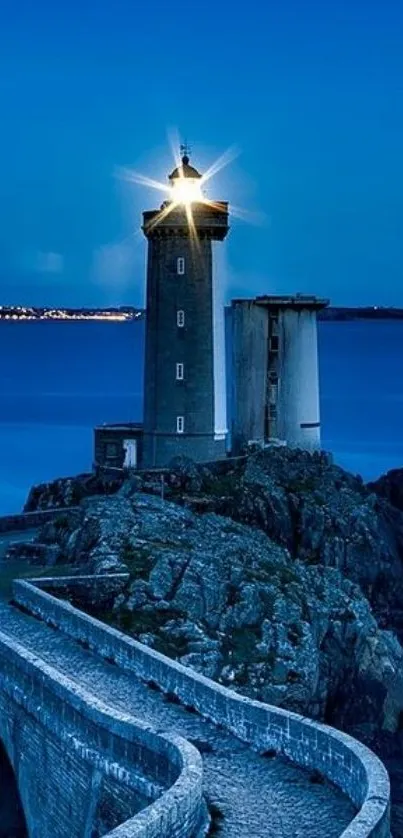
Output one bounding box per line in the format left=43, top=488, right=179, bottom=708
left=231, top=301, right=268, bottom=452
left=276, top=309, right=321, bottom=450
left=0, top=613, right=203, bottom=838
left=0, top=507, right=79, bottom=534
left=211, top=242, right=228, bottom=440
left=15, top=576, right=391, bottom=838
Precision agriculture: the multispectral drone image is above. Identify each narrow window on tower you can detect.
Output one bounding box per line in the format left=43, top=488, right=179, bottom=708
left=177, top=257, right=185, bottom=275
left=176, top=363, right=184, bottom=380
left=176, top=416, right=184, bottom=434
left=177, top=310, right=185, bottom=328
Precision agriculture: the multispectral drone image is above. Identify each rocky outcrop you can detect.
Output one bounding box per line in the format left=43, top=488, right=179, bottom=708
left=5, top=541, right=62, bottom=566
left=27, top=447, right=403, bottom=837
left=369, top=468, right=403, bottom=514
left=224, top=450, right=403, bottom=631
left=27, top=451, right=403, bottom=635
left=24, top=472, right=123, bottom=511
left=115, top=450, right=403, bottom=632
left=38, top=480, right=403, bottom=743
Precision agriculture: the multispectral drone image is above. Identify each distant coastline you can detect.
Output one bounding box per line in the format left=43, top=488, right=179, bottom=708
left=0, top=306, right=143, bottom=322
left=0, top=305, right=403, bottom=322
left=318, top=306, right=403, bottom=321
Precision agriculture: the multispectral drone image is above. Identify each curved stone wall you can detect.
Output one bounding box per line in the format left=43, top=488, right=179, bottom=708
left=0, top=620, right=203, bottom=838
left=14, top=575, right=391, bottom=838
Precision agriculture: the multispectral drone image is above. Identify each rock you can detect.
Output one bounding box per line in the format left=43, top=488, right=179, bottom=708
left=36, top=480, right=403, bottom=741
left=138, top=633, right=155, bottom=647
left=185, top=448, right=403, bottom=636
left=369, top=468, right=403, bottom=514
left=167, top=456, right=204, bottom=494
left=5, top=541, right=62, bottom=566
left=24, top=472, right=123, bottom=511
left=22, top=448, right=403, bottom=761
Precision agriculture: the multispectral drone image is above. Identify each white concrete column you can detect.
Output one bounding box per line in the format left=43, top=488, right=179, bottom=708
left=231, top=300, right=268, bottom=450
left=212, top=244, right=228, bottom=441
left=276, top=308, right=321, bottom=450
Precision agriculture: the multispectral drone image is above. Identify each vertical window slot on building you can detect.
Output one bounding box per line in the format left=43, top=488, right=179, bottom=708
left=177, top=310, right=185, bottom=327
left=105, top=442, right=118, bottom=460
left=176, top=363, right=184, bottom=380
left=177, top=416, right=184, bottom=434
left=177, top=257, right=185, bottom=275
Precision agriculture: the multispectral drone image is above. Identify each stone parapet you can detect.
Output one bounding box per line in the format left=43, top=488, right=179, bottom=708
left=14, top=575, right=391, bottom=838
left=0, top=613, right=203, bottom=838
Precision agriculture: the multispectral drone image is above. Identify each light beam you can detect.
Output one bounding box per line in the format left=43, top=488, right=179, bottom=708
left=117, top=136, right=262, bottom=243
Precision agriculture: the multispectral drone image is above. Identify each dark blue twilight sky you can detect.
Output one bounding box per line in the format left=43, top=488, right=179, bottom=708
left=0, top=0, right=402, bottom=307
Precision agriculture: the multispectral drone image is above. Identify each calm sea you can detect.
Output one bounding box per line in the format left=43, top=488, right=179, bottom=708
left=0, top=319, right=402, bottom=515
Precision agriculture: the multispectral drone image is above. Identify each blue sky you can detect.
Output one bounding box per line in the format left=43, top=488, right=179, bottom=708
left=0, top=0, right=402, bottom=307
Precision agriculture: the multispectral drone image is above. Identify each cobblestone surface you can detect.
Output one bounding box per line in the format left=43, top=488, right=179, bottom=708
left=0, top=598, right=355, bottom=838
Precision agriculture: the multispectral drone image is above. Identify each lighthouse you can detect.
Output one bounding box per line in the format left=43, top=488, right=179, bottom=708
left=141, top=150, right=229, bottom=467
left=92, top=151, right=328, bottom=474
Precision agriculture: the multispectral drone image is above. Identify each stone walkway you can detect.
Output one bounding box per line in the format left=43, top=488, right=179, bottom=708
left=0, top=599, right=355, bottom=838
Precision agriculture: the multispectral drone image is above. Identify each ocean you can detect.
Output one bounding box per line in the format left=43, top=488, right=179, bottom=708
left=0, top=318, right=402, bottom=515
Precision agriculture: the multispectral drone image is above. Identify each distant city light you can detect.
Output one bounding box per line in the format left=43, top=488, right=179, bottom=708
left=0, top=307, right=143, bottom=322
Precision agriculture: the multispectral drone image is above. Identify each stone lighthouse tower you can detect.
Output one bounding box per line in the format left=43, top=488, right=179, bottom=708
left=142, top=151, right=229, bottom=467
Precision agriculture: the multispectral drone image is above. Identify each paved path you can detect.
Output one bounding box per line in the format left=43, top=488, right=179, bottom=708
left=0, top=598, right=355, bottom=838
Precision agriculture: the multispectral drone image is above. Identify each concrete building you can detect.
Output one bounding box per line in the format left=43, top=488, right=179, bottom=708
left=141, top=153, right=229, bottom=467
left=93, top=423, right=143, bottom=471
left=230, top=295, right=328, bottom=454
